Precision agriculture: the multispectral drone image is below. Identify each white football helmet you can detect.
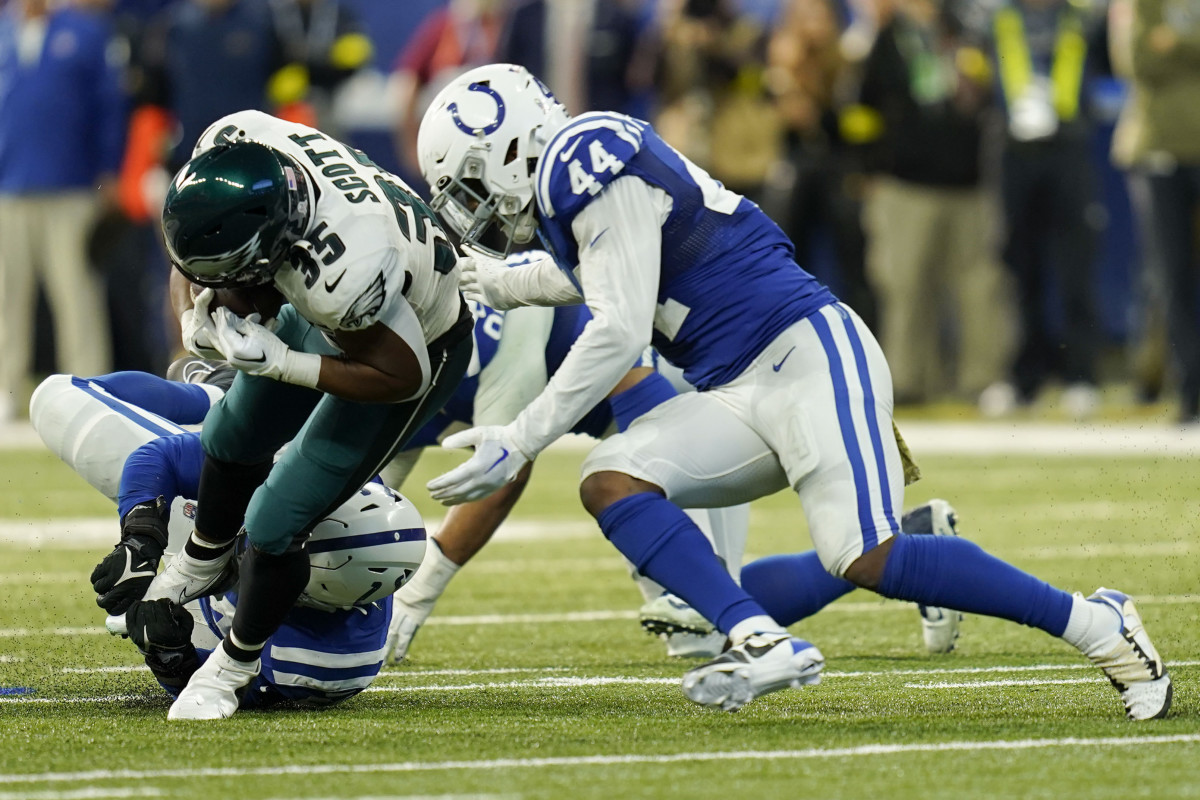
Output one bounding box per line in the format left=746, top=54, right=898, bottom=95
left=417, top=63, right=569, bottom=257
left=300, top=483, right=427, bottom=612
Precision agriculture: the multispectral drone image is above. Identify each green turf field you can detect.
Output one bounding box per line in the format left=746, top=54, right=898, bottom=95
left=1, top=445, right=1197, bottom=800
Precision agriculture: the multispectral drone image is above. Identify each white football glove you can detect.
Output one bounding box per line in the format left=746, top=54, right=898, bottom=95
left=211, top=307, right=322, bottom=388
left=426, top=425, right=531, bottom=505
left=458, top=247, right=522, bottom=310
left=384, top=605, right=424, bottom=664
left=180, top=288, right=224, bottom=360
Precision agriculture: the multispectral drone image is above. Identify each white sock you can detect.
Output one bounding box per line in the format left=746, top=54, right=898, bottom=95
left=394, top=538, right=460, bottom=618
left=1061, top=594, right=1122, bottom=650
left=198, top=383, right=225, bottom=407
left=631, top=569, right=665, bottom=604
left=728, top=615, right=787, bottom=645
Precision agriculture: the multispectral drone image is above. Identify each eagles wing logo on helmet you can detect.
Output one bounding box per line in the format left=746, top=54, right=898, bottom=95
left=185, top=232, right=263, bottom=275
left=340, top=272, right=386, bottom=329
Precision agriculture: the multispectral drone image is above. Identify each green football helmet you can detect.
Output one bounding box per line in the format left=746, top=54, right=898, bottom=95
left=162, top=140, right=310, bottom=288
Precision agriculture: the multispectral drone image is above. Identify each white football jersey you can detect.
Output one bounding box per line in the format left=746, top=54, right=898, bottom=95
left=193, top=111, right=462, bottom=345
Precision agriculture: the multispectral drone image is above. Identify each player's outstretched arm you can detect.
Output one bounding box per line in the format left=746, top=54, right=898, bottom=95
left=460, top=247, right=582, bottom=310
left=386, top=462, right=533, bottom=662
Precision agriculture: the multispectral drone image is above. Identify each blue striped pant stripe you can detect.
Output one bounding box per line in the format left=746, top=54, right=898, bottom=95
left=836, top=308, right=899, bottom=536
left=69, top=376, right=181, bottom=438
left=808, top=309, right=877, bottom=550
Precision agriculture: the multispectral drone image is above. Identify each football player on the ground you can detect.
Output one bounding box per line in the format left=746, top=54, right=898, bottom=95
left=416, top=64, right=1170, bottom=719
left=30, top=369, right=425, bottom=709
left=384, top=253, right=965, bottom=663
left=149, top=110, right=473, bottom=720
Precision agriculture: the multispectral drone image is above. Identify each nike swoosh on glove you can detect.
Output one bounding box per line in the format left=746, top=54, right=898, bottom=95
left=212, top=306, right=321, bottom=388
left=458, top=247, right=522, bottom=310
left=426, top=425, right=531, bottom=505
left=180, top=288, right=225, bottom=360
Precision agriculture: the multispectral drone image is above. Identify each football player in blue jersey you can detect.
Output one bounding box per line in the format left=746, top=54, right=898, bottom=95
left=30, top=369, right=424, bottom=709
left=383, top=251, right=967, bottom=663
left=415, top=64, right=1171, bottom=719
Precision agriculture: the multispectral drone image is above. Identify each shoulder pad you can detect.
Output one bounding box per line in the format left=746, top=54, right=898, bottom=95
left=193, top=110, right=273, bottom=156
left=535, top=113, right=647, bottom=220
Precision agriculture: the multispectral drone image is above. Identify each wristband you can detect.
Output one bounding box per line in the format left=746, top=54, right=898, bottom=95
left=281, top=350, right=322, bottom=389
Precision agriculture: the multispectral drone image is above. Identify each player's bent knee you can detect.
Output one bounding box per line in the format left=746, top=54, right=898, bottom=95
left=841, top=539, right=895, bottom=590
left=579, top=471, right=663, bottom=518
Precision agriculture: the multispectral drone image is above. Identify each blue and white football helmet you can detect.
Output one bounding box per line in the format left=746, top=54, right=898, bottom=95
left=299, top=483, right=427, bottom=612
left=417, top=63, right=569, bottom=257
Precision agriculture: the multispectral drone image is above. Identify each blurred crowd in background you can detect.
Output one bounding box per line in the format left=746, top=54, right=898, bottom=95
left=1, top=0, right=1197, bottom=424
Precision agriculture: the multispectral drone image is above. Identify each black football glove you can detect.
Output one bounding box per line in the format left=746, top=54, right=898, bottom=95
left=126, top=598, right=200, bottom=691
left=125, top=597, right=195, bottom=653
left=90, top=497, right=169, bottom=615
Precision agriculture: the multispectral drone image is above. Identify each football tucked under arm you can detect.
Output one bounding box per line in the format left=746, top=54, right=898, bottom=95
left=208, top=284, right=286, bottom=323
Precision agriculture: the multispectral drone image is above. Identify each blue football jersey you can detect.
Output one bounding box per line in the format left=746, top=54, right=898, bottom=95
left=193, top=593, right=390, bottom=709
left=534, top=112, right=837, bottom=390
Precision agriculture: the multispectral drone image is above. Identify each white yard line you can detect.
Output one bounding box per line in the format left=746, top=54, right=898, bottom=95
left=907, top=678, right=1102, bottom=689
left=0, top=518, right=592, bottom=549
left=366, top=677, right=679, bottom=693
left=44, top=659, right=1200, bottom=681
left=259, top=796, right=516, bottom=800
left=12, top=661, right=1199, bottom=702
left=2, top=735, right=1199, bottom=785
left=0, top=790, right=162, bottom=800
left=4, top=595, right=1198, bottom=639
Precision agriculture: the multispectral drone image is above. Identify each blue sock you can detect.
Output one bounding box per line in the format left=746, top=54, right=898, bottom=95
left=878, top=535, right=1074, bottom=636
left=596, top=492, right=765, bottom=633
left=609, top=373, right=677, bottom=432
left=742, top=552, right=857, bottom=626
left=117, top=432, right=205, bottom=519
left=91, top=371, right=213, bottom=425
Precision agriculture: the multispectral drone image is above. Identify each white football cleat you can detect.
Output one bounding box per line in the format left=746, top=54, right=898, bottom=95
left=640, top=592, right=715, bottom=636
left=664, top=631, right=728, bottom=659
left=167, top=646, right=259, bottom=721
left=1080, top=588, right=1172, bottom=720
left=901, top=499, right=963, bottom=653
left=681, top=632, right=824, bottom=712
left=143, top=547, right=235, bottom=606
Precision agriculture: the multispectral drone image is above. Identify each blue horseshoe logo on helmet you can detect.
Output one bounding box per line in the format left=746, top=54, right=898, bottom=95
left=448, top=82, right=506, bottom=135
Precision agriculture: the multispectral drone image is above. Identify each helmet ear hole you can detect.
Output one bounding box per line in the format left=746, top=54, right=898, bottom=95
left=503, top=138, right=519, bottom=165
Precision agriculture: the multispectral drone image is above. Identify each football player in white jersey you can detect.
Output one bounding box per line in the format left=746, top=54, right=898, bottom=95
left=416, top=65, right=1171, bottom=719
left=150, top=111, right=473, bottom=719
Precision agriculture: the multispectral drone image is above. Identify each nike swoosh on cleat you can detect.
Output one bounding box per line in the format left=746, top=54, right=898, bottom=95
left=558, top=138, right=581, bottom=162
left=324, top=271, right=347, bottom=292
left=744, top=642, right=777, bottom=658
left=588, top=229, right=608, bottom=249
left=772, top=347, right=796, bottom=372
